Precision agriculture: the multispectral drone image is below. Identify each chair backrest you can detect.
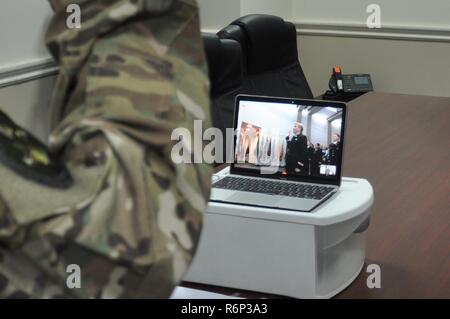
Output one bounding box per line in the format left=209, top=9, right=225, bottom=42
left=202, top=33, right=243, bottom=98
left=202, top=33, right=244, bottom=164
left=202, top=16, right=314, bottom=164
left=218, top=14, right=313, bottom=99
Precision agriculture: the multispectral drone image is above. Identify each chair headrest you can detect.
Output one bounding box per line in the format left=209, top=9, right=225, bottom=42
left=219, top=14, right=299, bottom=75
left=202, top=33, right=244, bottom=97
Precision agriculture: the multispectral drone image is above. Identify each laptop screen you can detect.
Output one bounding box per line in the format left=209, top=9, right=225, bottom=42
left=231, top=95, right=346, bottom=186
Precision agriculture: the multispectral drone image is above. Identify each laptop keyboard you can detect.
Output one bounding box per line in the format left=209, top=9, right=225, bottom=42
left=213, top=176, right=335, bottom=200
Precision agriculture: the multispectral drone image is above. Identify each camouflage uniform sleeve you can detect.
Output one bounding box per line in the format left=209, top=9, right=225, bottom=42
left=0, top=0, right=212, bottom=298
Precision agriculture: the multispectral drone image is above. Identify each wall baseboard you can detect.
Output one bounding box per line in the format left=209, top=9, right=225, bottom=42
left=295, top=22, right=450, bottom=42
left=0, top=58, right=58, bottom=89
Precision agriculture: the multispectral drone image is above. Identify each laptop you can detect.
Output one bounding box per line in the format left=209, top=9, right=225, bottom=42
left=210, top=95, right=347, bottom=212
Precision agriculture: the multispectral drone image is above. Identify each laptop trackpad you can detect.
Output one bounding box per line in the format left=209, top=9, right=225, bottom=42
left=227, top=192, right=282, bottom=206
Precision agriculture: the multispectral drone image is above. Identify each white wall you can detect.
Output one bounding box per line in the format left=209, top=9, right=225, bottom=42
left=236, top=102, right=340, bottom=147
left=310, top=114, right=328, bottom=146
left=197, top=0, right=293, bottom=31
left=293, top=0, right=450, bottom=30
left=292, top=0, right=450, bottom=97
left=0, top=0, right=53, bottom=72
left=197, top=0, right=241, bottom=31
left=237, top=101, right=298, bottom=138
left=2, top=0, right=449, bottom=72
left=331, top=120, right=342, bottom=139
left=0, top=75, right=55, bottom=142
left=197, top=0, right=450, bottom=97
left=298, top=35, right=450, bottom=97
left=300, top=111, right=308, bottom=138
left=1, top=0, right=292, bottom=71
left=240, top=0, right=292, bottom=20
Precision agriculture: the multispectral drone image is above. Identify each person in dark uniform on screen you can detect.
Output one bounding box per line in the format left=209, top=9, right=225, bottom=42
left=327, top=133, right=342, bottom=165
left=311, top=143, right=323, bottom=176
left=285, top=122, right=308, bottom=174
left=307, top=140, right=315, bottom=175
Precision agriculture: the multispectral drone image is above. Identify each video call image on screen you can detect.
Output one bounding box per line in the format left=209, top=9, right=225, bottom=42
left=234, top=101, right=343, bottom=178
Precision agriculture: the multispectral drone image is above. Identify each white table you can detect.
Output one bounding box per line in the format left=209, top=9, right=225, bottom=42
left=184, top=167, right=374, bottom=299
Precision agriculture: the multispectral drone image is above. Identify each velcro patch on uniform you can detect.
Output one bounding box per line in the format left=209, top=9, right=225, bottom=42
left=0, top=111, right=73, bottom=189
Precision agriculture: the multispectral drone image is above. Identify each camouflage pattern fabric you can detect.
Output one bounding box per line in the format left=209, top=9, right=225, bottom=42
left=0, top=0, right=212, bottom=298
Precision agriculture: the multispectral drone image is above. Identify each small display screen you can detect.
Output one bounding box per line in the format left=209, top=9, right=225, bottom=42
left=233, top=100, right=344, bottom=182
left=354, top=76, right=369, bottom=85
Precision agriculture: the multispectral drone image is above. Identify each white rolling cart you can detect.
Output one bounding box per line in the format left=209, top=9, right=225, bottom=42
left=184, top=167, right=374, bottom=298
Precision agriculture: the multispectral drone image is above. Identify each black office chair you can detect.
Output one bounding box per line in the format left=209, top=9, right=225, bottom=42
left=218, top=14, right=313, bottom=99
left=202, top=33, right=244, bottom=164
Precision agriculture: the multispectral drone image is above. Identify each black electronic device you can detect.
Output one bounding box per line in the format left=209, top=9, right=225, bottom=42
left=324, top=66, right=373, bottom=102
